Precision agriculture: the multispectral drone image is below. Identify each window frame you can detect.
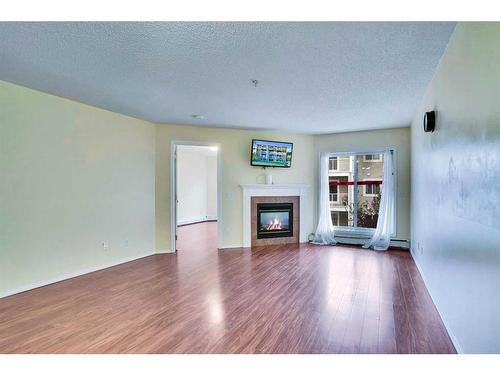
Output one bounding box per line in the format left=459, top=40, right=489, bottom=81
left=318, top=149, right=397, bottom=238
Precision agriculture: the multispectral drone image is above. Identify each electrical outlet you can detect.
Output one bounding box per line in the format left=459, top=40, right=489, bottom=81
left=124, top=239, right=129, bottom=247
left=102, top=241, right=109, bottom=250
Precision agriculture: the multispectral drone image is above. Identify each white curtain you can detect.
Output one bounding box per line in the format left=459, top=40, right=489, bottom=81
left=363, top=150, right=395, bottom=251
left=313, top=152, right=336, bottom=245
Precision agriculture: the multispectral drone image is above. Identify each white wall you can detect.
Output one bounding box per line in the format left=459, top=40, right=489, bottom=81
left=176, top=146, right=217, bottom=225
left=411, top=23, right=500, bottom=353
left=0, top=80, right=156, bottom=297
left=206, top=154, right=218, bottom=218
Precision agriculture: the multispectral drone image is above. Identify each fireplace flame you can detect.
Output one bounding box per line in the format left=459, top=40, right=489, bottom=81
left=266, top=217, right=283, bottom=230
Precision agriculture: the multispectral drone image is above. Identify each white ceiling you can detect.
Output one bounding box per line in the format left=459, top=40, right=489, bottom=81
left=0, top=22, right=455, bottom=134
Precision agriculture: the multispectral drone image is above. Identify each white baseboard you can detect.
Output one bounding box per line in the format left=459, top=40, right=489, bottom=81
left=156, top=248, right=176, bottom=254
left=0, top=252, right=155, bottom=299
left=177, top=216, right=217, bottom=226
left=177, top=216, right=205, bottom=225
left=410, top=248, right=464, bottom=354
left=218, top=243, right=244, bottom=249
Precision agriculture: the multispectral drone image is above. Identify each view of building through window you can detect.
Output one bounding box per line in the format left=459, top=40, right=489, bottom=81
left=329, top=153, right=384, bottom=228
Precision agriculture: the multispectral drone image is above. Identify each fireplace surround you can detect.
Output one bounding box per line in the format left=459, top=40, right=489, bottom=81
left=240, top=184, right=309, bottom=248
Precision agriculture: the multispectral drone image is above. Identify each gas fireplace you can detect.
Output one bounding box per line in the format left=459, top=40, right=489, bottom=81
left=256, top=202, right=293, bottom=239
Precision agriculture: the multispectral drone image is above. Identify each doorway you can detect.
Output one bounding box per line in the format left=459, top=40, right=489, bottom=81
left=171, top=142, right=221, bottom=252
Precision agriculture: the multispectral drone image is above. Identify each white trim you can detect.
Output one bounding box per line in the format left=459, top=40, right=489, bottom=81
left=410, top=249, right=463, bottom=354
left=177, top=215, right=205, bottom=225
left=177, top=216, right=217, bottom=226
left=240, top=184, right=309, bottom=247
left=171, top=140, right=222, bottom=252
left=0, top=252, right=154, bottom=299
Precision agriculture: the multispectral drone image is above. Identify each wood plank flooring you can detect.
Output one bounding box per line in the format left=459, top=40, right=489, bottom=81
left=0, top=222, right=456, bottom=353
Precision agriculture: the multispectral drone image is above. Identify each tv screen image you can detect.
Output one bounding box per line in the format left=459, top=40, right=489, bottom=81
left=251, top=139, right=293, bottom=168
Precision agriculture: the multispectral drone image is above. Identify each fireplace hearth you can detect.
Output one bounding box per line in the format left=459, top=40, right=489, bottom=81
left=256, top=202, right=293, bottom=239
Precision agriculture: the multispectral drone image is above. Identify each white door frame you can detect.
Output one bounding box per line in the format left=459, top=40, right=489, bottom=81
left=170, top=140, right=222, bottom=252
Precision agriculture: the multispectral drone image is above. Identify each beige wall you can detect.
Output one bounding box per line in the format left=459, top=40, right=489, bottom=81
left=0, top=79, right=316, bottom=295
left=155, top=125, right=316, bottom=251
left=410, top=22, right=500, bottom=353
left=314, top=127, right=411, bottom=241
left=1, top=79, right=410, bottom=297
left=0, top=80, right=156, bottom=297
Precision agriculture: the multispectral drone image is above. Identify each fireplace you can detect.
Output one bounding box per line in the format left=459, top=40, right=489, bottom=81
left=244, top=185, right=307, bottom=247
left=256, top=202, right=293, bottom=239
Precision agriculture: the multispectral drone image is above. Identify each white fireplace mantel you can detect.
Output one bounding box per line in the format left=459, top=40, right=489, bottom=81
left=240, top=183, right=310, bottom=247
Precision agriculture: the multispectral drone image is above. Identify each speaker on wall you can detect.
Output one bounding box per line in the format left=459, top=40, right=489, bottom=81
left=423, top=111, right=436, bottom=132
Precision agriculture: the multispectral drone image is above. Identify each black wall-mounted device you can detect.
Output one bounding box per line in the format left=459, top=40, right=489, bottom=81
left=423, top=111, right=436, bottom=132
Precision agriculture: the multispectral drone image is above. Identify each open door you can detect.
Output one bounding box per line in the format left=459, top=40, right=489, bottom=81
left=171, top=141, right=221, bottom=253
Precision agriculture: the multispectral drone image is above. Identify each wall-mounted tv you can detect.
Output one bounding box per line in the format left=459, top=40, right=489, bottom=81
left=251, top=139, right=293, bottom=168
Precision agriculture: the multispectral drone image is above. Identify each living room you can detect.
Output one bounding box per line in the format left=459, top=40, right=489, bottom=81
left=1, top=1, right=500, bottom=373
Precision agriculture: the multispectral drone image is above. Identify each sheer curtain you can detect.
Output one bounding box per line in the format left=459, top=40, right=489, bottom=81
left=313, top=152, right=336, bottom=245
left=363, top=150, right=395, bottom=251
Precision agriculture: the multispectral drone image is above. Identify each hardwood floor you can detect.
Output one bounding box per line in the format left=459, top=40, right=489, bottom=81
left=0, top=222, right=456, bottom=354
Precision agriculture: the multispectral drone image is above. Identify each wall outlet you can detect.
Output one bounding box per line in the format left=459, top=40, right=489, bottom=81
left=124, top=239, right=129, bottom=247
left=102, top=241, right=109, bottom=250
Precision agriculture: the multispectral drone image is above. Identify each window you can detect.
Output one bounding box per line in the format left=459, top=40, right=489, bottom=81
left=331, top=211, right=349, bottom=226
left=329, top=191, right=338, bottom=202
left=331, top=212, right=339, bottom=226
left=363, top=154, right=382, bottom=162
left=329, top=156, right=338, bottom=171
left=364, top=181, right=381, bottom=196
left=326, top=151, right=394, bottom=232
left=329, top=181, right=339, bottom=202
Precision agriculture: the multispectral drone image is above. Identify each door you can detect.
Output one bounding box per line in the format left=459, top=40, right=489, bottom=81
left=173, top=145, right=178, bottom=252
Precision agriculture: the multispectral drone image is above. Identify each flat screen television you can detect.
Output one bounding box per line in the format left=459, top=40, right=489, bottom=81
left=251, top=139, right=293, bottom=168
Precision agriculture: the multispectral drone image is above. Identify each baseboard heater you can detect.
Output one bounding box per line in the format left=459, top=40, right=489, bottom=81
left=310, top=233, right=410, bottom=249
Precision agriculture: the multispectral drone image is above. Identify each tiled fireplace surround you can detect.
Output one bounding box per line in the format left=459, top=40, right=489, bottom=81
left=240, top=184, right=309, bottom=248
